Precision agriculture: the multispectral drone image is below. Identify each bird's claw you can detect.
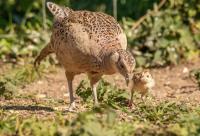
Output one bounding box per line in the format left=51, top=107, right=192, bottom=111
left=34, top=57, right=41, bottom=69
left=67, top=102, right=76, bottom=112
left=127, top=100, right=133, bottom=108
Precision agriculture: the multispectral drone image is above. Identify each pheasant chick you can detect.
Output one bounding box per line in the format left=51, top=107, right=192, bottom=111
left=129, top=70, right=155, bottom=106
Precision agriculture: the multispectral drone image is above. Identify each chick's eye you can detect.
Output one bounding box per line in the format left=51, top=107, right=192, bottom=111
left=146, top=74, right=151, bottom=78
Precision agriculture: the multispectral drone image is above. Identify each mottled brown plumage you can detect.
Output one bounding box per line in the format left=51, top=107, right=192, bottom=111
left=34, top=2, right=135, bottom=110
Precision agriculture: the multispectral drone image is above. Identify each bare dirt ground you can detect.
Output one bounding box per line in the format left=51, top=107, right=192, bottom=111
left=24, top=59, right=200, bottom=104
left=0, top=58, right=200, bottom=117
left=151, top=59, right=200, bottom=106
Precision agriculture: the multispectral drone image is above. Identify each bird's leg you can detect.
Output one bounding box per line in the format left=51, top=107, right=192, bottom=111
left=65, top=72, right=75, bottom=111
left=34, top=43, right=53, bottom=68
left=92, top=82, right=98, bottom=105
left=141, top=93, right=146, bottom=104
left=128, top=89, right=133, bottom=107
left=89, top=74, right=101, bottom=106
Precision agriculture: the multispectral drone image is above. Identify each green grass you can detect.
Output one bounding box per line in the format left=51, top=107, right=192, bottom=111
left=0, top=62, right=200, bottom=136
left=0, top=59, right=56, bottom=99
left=1, top=77, right=200, bottom=136
left=190, top=69, right=200, bottom=89
left=0, top=101, right=200, bottom=136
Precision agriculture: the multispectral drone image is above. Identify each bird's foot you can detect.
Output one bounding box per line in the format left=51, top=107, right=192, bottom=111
left=67, top=102, right=76, bottom=112
left=125, top=100, right=136, bottom=109
left=34, top=56, right=41, bottom=69
left=127, top=100, right=133, bottom=108
left=93, top=99, right=99, bottom=107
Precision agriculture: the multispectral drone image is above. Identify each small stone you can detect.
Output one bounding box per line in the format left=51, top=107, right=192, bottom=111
left=36, top=94, right=46, bottom=98
left=37, top=80, right=43, bottom=84
left=64, top=93, right=69, bottom=97
left=183, top=67, right=189, bottom=73
left=61, top=85, right=66, bottom=91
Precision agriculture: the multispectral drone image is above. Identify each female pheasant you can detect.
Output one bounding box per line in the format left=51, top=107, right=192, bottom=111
left=34, top=2, right=136, bottom=110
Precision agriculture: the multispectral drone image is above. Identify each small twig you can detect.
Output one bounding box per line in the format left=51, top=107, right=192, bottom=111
left=113, top=0, right=117, bottom=20
left=21, top=5, right=32, bottom=26
left=131, top=0, right=167, bottom=30
left=0, top=34, right=16, bottom=39
left=42, top=0, right=47, bottom=30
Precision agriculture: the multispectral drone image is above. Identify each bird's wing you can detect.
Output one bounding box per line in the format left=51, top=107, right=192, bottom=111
left=68, top=11, right=127, bottom=49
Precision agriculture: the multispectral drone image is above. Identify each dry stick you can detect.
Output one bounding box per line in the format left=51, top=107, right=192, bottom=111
left=42, top=0, right=47, bottom=30
left=0, top=34, right=16, bottom=39
left=113, top=0, right=117, bottom=20
left=131, top=0, right=167, bottom=30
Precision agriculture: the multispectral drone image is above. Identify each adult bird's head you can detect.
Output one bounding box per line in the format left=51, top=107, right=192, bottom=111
left=110, top=49, right=136, bottom=86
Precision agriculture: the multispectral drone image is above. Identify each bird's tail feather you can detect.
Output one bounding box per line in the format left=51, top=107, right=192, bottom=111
left=47, top=2, right=69, bottom=19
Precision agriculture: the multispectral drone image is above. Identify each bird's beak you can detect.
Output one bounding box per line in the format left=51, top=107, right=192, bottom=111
left=125, top=73, right=133, bottom=86
left=125, top=77, right=129, bottom=86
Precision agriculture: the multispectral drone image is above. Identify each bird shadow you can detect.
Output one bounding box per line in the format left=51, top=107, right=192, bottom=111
left=0, top=105, right=55, bottom=112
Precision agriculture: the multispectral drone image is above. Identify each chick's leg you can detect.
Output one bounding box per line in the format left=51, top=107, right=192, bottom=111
left=65, top=72, right=75, bottom=111
left=130, top=89, right=134, bottom=104
left=128, top=89, right=135, bottom=107
left=141, top=91, right=147, bottom=103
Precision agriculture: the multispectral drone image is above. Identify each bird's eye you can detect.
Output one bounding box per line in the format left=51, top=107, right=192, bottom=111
left=120, top=64, right=124, bottom=69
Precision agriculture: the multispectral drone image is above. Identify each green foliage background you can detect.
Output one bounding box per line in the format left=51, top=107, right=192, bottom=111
left=0, top=0, right=199, bottom=66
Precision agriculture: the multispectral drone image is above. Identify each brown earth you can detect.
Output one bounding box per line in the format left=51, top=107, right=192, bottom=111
left=0, top=58, right=199, bottom=117
left=24, top=58, right=200, bottom=105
